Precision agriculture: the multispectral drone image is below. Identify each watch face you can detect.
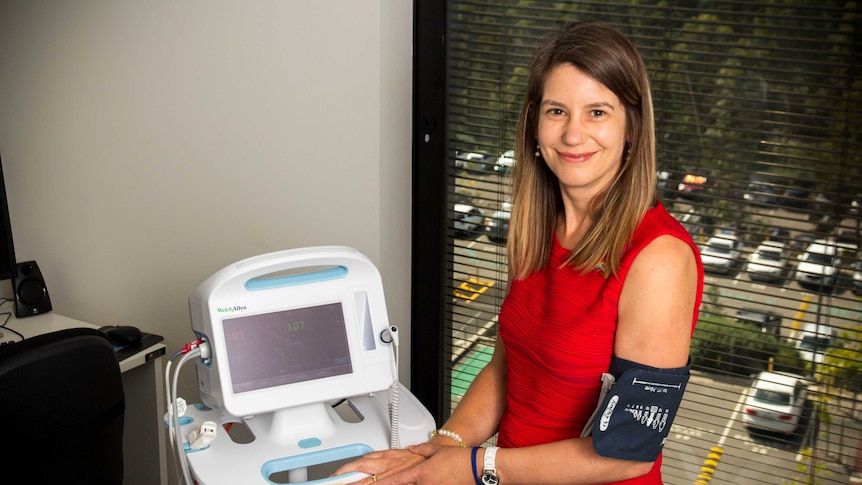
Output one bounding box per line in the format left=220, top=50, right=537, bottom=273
left=482, top=473, right=499, bottom=485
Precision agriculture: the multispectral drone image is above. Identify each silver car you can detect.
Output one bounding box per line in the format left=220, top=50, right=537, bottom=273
left=742, top=371, right=810, bottom=434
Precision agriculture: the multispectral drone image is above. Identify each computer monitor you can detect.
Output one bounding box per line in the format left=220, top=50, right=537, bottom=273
left=0, top=153, right=18, bottom=283
left=189, top=246, right=398, bottom=442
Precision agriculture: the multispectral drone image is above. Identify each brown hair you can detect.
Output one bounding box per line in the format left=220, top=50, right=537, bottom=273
left=508, top=21, right=656, bottom=280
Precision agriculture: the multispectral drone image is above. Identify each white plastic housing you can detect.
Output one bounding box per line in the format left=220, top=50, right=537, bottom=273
left=190, top=246, right=396, bottom=418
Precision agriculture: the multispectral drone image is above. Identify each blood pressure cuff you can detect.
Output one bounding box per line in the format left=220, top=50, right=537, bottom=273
left=589, top=355, right=690, bottom=462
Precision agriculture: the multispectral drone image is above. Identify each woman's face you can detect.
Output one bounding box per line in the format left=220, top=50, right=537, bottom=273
left=536, top=64, right=627, bottom=201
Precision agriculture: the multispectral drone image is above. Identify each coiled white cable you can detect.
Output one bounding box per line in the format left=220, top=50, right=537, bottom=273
left=385, top=325, right=402, bottom=449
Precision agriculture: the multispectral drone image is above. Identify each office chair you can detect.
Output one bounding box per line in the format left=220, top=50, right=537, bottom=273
left=0, top=327, right=125, bottom=484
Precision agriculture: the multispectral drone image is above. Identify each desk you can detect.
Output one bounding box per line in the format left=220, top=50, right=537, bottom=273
left=0, top=302, right=168, bottom=485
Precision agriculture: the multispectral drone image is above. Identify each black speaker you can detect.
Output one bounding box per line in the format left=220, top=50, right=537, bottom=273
left=13, top=260, right=52, bottom=318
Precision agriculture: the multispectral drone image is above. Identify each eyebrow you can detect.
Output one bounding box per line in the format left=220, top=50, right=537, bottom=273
left=540, top=100, right=617, bottom=111
left=585, top=101, right=617, bottom=111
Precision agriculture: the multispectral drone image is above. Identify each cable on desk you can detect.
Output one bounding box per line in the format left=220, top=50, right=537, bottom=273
left=165, top=338, right=207, bottom=485
left=164, top=338, right=206, bottom=429
left=169, top=347, right=202, bottom=485
left=0, top=310, right=23, bottom=342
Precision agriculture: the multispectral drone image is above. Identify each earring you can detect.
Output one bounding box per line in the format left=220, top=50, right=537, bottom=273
left=535, top=144, right=541, bottom=158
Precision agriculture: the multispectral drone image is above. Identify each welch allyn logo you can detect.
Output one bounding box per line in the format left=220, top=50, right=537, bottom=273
left=216, top=305, right=247, bottom=313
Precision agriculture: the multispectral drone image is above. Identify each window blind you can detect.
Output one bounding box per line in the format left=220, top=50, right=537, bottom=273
left=413, top=1, right=862, bottom=483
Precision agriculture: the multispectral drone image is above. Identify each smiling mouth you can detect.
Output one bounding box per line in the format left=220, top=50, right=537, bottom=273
left=558, top=151, right=595, bottom=163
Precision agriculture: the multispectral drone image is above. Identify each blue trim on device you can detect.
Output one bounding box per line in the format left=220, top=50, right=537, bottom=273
left=261, top=443, right=373, bottom=484
left=164, top=416, right=194, bottom=428
left=245, top=266, right=348, bottom=291
left=298, top=437, right=322, bottom=449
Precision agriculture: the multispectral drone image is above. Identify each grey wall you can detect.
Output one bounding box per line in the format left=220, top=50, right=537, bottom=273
left=0, top=0, right=414, bottom=399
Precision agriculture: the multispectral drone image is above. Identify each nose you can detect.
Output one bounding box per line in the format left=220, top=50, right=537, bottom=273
left=563, top=116, right=587, bottom=145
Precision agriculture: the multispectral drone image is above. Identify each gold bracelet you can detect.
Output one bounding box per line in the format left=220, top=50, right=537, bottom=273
left=430, top=428, right=467, bottom=447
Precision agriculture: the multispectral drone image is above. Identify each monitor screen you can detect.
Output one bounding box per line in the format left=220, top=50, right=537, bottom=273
left=223, top=302, right=352, bottom=394
left=0, top=154, right=17, bottom=281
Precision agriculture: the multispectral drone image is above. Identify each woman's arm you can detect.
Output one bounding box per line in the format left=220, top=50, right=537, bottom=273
left=615, top=234, right=698, bottom=368
left=376, top=234, right=699, bottom=485
left=433, top=337, right=508, bottom=446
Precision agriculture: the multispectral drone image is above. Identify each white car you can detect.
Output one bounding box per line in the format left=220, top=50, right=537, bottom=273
left=742, top=371, right=810, bottom=434
left=453, top=203, right=484, bottom=239
left=796, top=322, right=836, bottom=366
left=455, top=151, right=492, bottom=172
left=494, top=149, right=515, bottom=174
left=794, top=238, right=856, bottom=287
left=485, top=201, right=511, bottom=245
left=699, top=233, right=742, bottom=273
left=745, top=240, right=787, bottom=282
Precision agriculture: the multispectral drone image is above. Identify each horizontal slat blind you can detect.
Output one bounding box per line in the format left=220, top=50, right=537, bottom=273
left=440, top=1, right=862, bottom=483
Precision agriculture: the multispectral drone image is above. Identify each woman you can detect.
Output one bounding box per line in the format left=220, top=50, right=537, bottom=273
left=340, top=21, right=703, bottom=484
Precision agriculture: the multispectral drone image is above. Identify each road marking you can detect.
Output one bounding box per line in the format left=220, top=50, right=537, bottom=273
left=694, top=385, right=750, bottom=484
left=453, top=276, right=495, bottom=304
left=451, top=344, right=493, bottom=397
left=790, top=294, right=814, bottom=330
left=694, top=446, right=724, bottom=484
left=719, top=386, right=748, bottom=447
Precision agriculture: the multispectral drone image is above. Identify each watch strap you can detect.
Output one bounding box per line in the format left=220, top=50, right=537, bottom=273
left=481, top=446, right=499, bottom=485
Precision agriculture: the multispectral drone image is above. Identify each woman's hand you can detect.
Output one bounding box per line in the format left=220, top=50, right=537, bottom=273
left=367, top=443, right=476, bottom=485
left=332, top=448, right=425, bottom=484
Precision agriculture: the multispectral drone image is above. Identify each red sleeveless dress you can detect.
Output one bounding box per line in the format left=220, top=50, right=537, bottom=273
left=497, top=202, right=703, bottom=484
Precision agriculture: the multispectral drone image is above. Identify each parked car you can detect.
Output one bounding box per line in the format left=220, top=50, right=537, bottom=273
left=849, top=193, right=861, bottom=216
left=743, top=180, right=779, bottom=206
left=455, top=151, right=493, bottom=172
left=657, top=170, right=676, bottom=198
left=789, top=233, right=818, bottom=253
left=837, top=230, right=860, bottom=248
left=853, top=259, right=862, bottom=295
left=775, top=186, right=812, bottom=209
left=765, top=226, right=791, bottom=244
left=742, top=371, right=810, bottom=434
left=494, top=149, right=515, bottom=174
left=742, top=174, right=813, bottom=209
left=678, top=208, right=703, bottom=239
left=453, top=203, right=484, bottom=239
left=485, top=201, right=511, bottom=244
left=677, top=172, right=710, bottom=199
left=745, top=241, right=788, bottom=282
left=699, top=233, right=743, bottom=273
left=735, top=308, right=782, bottom=336
left=794, top=238, right=854, bottom=287
left=796, top=322, right=836, bottom=366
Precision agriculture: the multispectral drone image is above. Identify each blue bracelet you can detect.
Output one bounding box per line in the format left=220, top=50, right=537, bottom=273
left=471, top=446, right=482, bottom=485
